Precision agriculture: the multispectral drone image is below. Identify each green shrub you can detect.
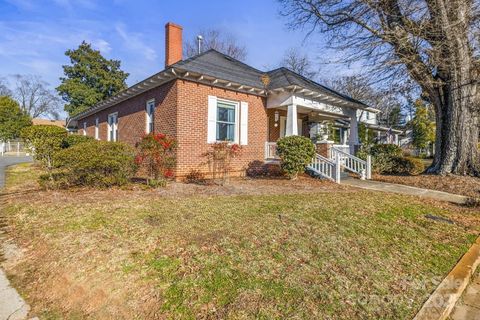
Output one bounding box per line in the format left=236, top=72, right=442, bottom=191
left=402, top=157, right=425, bottom=175
left=61, top=134, right=94, bottom=148
left=21, top=125, right=67, bottom=171
left=370, top=144, right=403, bottom=158
left=276, top=136, right=315, bottom=179
left=0, top=96, right=32, bottom=140
left=47, top=140, right=137, bottom=188
left=378, top=156, right=425, bottom=175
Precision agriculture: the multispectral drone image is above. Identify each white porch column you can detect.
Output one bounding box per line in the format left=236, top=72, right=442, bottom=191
left=394, top=134, right=399, bottom=145
left=285, top=104, right=298, bottom=136
left=342, top=129, right=348, bottom=145
left=346, top=109, right=359, bottom=154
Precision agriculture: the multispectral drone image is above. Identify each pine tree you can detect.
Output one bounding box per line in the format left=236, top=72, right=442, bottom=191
left=57, top=41, right=129, bottom=117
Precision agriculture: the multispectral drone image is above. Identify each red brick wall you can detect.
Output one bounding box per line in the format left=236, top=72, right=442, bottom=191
left=77, top=79, right=270, bottom=179
left=175, top=80, right=268, bottom=178
left=79, top=80, right=177, bottom=146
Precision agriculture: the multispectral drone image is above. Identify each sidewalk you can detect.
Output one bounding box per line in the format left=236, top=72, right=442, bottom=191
left=451, top=270, right=480, bottom=320
left=342, top=176, right=469, bottom=204
left=0, top=156, right=32, bottom=320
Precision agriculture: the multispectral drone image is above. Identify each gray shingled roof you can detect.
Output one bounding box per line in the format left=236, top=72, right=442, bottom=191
left=72, top=49, right=371, bottom=121
left=266, top=67, right=369, bottom=107
left=172, top=49, right=265, bottom=88
left=174, top=50, right=369, bottom=107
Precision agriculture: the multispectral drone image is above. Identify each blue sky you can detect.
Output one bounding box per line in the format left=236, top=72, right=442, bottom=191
left=0, top=0, right=357, bottom=91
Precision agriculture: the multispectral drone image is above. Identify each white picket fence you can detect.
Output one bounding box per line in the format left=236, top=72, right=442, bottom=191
left=0, top=140, right=29, bottom=156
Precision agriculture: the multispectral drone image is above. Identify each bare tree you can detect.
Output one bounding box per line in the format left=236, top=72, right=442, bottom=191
left=280, top=0, right=480, bottom=176
left=279, top=47, right=318, bottom=78
left=328, top=76, right=383, bottom=108
left=327, top=75, right=404, bottom=127
left=0, top=78, right=11, bottom=97
left=14, top=75, right=61, bottom=119
left=184, top=29, right=247, bottom=61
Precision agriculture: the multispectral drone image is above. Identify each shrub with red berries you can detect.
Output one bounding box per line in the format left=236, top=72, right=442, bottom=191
left=135, top=133, right=177, bottom=184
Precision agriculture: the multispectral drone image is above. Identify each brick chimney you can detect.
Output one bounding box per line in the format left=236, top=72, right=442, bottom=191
left=165, top=22, right=183, bottom=67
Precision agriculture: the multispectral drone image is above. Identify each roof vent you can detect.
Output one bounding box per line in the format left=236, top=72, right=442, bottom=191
left=197, top=35, right=203, bottom=55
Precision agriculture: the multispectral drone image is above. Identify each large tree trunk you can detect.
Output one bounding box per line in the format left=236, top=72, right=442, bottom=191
left=421, top=0, right=480, bottom=176
left=427, top=82, right=480, bottom=176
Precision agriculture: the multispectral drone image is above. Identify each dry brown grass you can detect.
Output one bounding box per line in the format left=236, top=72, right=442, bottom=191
left=373, top=173, right=480, bottom=199
left=1, top=164, right=479, bottom=319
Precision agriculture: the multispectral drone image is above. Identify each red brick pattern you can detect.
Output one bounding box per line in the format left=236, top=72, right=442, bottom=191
left=78, top=79, right=270, bottom=179
left=165, top=23, right=183, bottom=67
left=175, top=80, right=268, bottom=178
left=79, top=80, right=177, bottom=146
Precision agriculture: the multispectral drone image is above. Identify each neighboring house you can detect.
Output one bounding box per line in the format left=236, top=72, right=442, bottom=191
left=32, top=118, right=66, bottom=129
left=70, top=22, right=394, bottom=179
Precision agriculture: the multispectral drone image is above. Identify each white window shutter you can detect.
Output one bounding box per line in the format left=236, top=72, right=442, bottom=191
left=207, top=96, right=217, bottom=143
left=240, top=101, right=248, bottom=145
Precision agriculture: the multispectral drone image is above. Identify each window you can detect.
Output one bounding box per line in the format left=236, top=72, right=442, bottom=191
left=207, top=96, right=247, bottom=145
left=216, top=101, right=236, bottom=141
left=366, top=111, right=370, bottom=120
left=95, top=118, right=99, bottom=140
left=83, top=122, right=87, bottom=136
left=107, top=113, right=118, bottom=142
left=146, top=99, right=155, bottom=134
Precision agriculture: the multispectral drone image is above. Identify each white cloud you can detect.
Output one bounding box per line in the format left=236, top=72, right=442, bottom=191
left=115, top=23, right=157, bottom=61
left=19, top=59, right=60, bottom=76
left=90, top=39, right=112, bottom=54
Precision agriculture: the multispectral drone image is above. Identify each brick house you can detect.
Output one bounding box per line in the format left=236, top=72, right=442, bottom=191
left=71, top=22, right=399, bottom=180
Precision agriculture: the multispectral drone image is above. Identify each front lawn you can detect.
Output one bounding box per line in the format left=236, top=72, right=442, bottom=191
left=1, top=164, right=479, bottom=319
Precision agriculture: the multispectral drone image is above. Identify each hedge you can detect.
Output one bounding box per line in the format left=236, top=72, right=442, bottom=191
left=41, top=140, right=137, bottom=189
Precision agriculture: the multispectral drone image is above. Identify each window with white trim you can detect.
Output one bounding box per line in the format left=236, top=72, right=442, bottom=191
left=94, top=117, right=99, bottom=140
left=216, top=101, right=237, bottom=141
left=107, top=113, right=118, bottom=142
left=146, top=99, right=155, bottom=134
left=83, top=122, right=87, bottom=136
left=207, top=96, right=248, bottom=145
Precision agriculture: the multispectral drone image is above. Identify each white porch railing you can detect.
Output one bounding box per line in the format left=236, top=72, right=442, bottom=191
left=264, top=142, right=371, bottom=183
left=333, top=144, right=350, bottom=155
left=265, top=142, right=280, bottom=160
left=307, top=154, right=340, bottom=183
left=331, top=147, right=371, bottom=179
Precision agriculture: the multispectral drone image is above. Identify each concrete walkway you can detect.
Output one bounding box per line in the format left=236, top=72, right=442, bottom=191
left=0, top=156, right=32, bottom=188
left=451, top=270, right=480, bottom=320
left=342, top=176, right=469, bottom=204
left=0, top=156, right=32, bottom=320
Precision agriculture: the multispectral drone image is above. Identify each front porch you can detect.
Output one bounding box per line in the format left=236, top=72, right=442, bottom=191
left=263, top=103, right=373, bottom=183
left=264, top=103, right=360, bottom=161
left=266, top=104, right=359, bottom=154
